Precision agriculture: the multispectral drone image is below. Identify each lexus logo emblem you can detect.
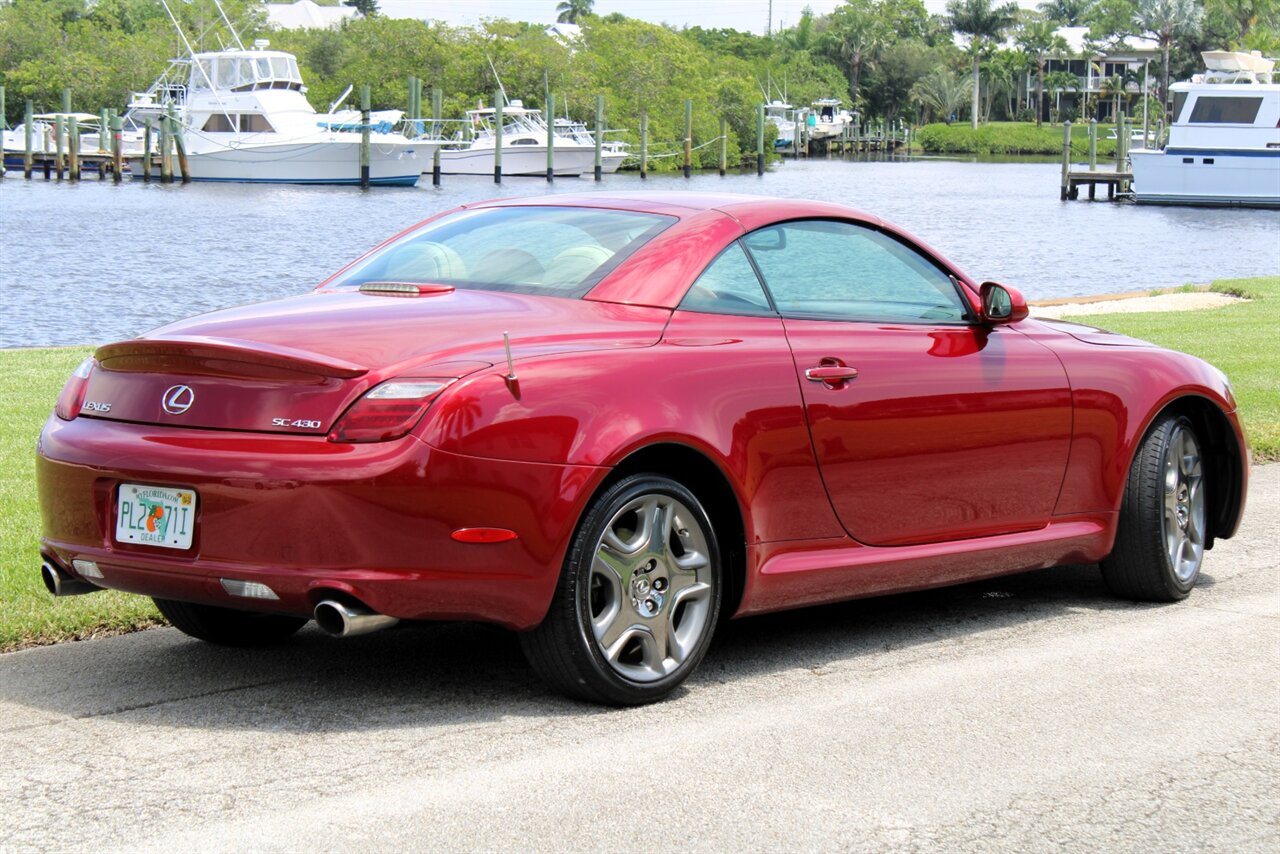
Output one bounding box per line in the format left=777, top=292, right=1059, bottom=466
left=162, top=385, right=195, bottom=415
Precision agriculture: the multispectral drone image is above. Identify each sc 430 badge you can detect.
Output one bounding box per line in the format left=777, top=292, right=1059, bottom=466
left=271, top=418, right=323, bottom=429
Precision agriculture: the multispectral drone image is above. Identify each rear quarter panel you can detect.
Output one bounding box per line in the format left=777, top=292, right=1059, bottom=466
left=417, top=311, right=844, bottom=545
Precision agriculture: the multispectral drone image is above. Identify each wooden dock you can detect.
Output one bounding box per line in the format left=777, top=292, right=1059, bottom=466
left=1062, top=167, right=1133, bottom=200
left=1059, top=118, right=1136, bottom=202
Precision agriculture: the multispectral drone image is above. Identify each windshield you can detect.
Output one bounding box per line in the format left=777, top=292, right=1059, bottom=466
left=325, top=206, right=676, bottom=298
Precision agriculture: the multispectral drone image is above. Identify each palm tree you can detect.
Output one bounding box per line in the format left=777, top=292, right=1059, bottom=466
left=555, top=0, right=593, bottom=24
left=343, top=0, right=378, bottom=17
left=982, top=50, right=1026, bottom=121
left=911, top=68, right=973, bottom=123
left=948, top=0, right=1020, bottom=128
left=1044, top=70, right=1080, bottom=121
left=1016, top=17, right=1070, bottom=126
left=1133, top=0, right=1203, bottom=107
left=782, top=9, right=818, bottom=53
left=1036, top=0, right=1096, bottom=25
left=825, top=4, right=888, bottom=109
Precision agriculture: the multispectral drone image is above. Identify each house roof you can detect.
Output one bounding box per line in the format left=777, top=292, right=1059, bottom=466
left=266, top=0, right=358, bottom=30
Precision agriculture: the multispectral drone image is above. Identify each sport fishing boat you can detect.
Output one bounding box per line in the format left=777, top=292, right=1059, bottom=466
left=765, top=100, right=796, bottom=149
left=808, top=99, right=854, bottom=140
left=122, top=39, right=427, bottom=185
left=436, top=100, right=595, bottom=177
left=1129, top=51, right=1280, bottom=207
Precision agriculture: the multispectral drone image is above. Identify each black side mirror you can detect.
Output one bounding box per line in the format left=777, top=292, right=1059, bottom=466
left=980, top=281, right=1029, bottom=324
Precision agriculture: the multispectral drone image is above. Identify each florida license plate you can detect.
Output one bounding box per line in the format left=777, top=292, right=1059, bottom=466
left=115, top=484, right=197, bottom=550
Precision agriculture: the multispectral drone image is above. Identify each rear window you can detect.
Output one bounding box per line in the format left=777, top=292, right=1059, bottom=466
left=325, top=206, right=676, bottom=298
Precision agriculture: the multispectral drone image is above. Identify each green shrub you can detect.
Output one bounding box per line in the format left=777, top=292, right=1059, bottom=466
left=914, top=121, right=1118, bottom=156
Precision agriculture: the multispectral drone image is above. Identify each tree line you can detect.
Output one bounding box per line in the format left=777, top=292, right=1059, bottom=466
left=1, top=0, right=1275, bottom=167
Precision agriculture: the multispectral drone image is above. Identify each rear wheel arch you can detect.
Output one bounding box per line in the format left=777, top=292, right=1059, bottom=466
left=596, top=443, right=748, bottom=621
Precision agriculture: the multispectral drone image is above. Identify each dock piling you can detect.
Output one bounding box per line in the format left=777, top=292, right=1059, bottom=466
left=683, top=99, right=692, bottom=178
left=1116, top=116, right=1129, bottom=195
left=143, top=124, right=152, bottom=182
left=1088, top=118, right=1098, bottom=199
left=23, top=99, right=33, bottom=179
left=359, top=84, right=371, bottom=189
left=54, top=114, right=65, bottom=180
left=639, top=111, right=648, bottom=179
left=719, top=117, right=727, bottom=176
left=493, top=90, right=503, bottom=184
left=169, top=106, right=190, bottom=183
left=110, top=114, right=123, bottom=183
left=756, top=104, right=765, bottom=176
left=100, top=107, right=110, bottom=153
left=1060, top=120, right=1071, bottom=200
left=431, top=86, right=442, bottom=186
left=594, top=94, right=604, bottom=181
left=68, top=114, right=80, bottom=181
left=407, top=76, right=421, bottom=137
left=545, top=93, right=555, bottom=181
left=159, top=114, right=172, bottom=183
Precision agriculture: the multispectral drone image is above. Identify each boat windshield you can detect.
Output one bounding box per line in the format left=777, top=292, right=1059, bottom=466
left=192, top=53, right=303, bottom=92
left=324, top=207, right=677, bottom=298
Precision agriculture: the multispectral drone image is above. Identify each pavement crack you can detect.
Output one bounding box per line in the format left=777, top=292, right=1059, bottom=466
left=3, top=678, right=293, bottom=733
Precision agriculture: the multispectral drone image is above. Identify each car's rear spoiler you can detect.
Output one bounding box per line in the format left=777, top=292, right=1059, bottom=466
left=94, top=336, right=370, bottom=380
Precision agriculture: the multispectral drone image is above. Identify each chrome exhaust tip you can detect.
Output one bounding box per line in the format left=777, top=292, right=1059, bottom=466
left=313, top=599, right=399, bottom=638
left=41, top=561, right=98, bottom=597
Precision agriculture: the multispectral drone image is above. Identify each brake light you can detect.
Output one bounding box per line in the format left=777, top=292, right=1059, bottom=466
left=54, top=358, right=96, bottom=421
left=327, top=379, right=455, bottom=443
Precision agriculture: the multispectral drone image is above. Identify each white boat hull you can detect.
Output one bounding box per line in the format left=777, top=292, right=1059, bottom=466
left=435, top=145, right=594, bottom=176
left=129, top=138, right=424, bottom=185
left=1130, top=148, right=1280, bottom=207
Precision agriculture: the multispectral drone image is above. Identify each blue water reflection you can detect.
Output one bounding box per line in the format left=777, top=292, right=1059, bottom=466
left=1, top=157, right=1277, bottom=348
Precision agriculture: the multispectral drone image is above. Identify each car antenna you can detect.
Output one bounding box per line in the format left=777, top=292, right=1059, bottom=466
left=503, top=331, right=517, bottom=383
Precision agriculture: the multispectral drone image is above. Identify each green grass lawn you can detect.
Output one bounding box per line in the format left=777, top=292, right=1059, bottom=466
left=0, top=348, right=161, bottom=651
left=1, top=275, right=1275, bottom=650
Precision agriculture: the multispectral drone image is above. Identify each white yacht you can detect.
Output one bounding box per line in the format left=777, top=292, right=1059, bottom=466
left=1130, top=51, right=1280, bottom=207
left=123, top=40, right=428, bottom=185
left=436, top=101, right=595, bottom=177
left=765, top=100, right=796, bottom=149
left=553, top=118, right=630, bottom=173
left=808, top=99, right=854, bottom=141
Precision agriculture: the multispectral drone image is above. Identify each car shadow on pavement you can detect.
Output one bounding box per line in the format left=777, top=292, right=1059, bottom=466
left=1, top=562, right=1184, bottom=730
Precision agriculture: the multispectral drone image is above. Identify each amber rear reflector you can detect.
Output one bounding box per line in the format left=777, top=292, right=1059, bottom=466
left=451, top=528, right=519, bottom=544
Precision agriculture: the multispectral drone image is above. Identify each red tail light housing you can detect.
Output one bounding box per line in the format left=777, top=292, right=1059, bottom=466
left=54, top=358, right=96, bottom=421
left=328, top=378, right=456, bottom=443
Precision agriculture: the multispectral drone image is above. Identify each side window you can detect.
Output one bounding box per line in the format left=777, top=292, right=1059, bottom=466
left=742, top=220, right=969, bottom=323
left=202, top=113, right=235, bottom=132
left=679, top=242, right=775, bottom=316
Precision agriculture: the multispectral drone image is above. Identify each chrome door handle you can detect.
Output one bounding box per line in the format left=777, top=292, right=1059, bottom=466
left=805, top=365, right=859, bottom=383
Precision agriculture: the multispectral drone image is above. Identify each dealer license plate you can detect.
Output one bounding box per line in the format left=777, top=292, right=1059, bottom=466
left=115, top=484, right=197, bottom=550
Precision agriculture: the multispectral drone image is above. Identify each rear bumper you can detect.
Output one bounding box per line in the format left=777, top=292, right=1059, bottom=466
left=37, top=415, right=604, bottom=629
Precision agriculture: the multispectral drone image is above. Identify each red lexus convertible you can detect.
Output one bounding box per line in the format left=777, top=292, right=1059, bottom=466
left=37, top=193, right=1249, bottom=705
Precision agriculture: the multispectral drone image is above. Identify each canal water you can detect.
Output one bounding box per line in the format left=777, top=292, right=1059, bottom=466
left=2, top=157, right=1278, bottom=348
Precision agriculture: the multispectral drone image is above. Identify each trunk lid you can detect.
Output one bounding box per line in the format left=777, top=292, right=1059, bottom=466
left=79, top=289, right=670, bottom=434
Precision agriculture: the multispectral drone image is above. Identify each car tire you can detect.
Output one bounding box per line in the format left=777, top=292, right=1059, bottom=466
left=1101, top=414, right=1207, bottom=602
left=520, top=474, right=723, bottom=706
left=153, top=598, right=308, bottom=647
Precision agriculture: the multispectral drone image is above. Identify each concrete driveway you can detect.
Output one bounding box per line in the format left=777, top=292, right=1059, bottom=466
left=3, top=466, right=1277, bottom=852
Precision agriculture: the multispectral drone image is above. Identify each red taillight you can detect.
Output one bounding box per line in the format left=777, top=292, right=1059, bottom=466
left=327, top=379, right=455, bottom=443
left=54, top=358, right=96, bottom=421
